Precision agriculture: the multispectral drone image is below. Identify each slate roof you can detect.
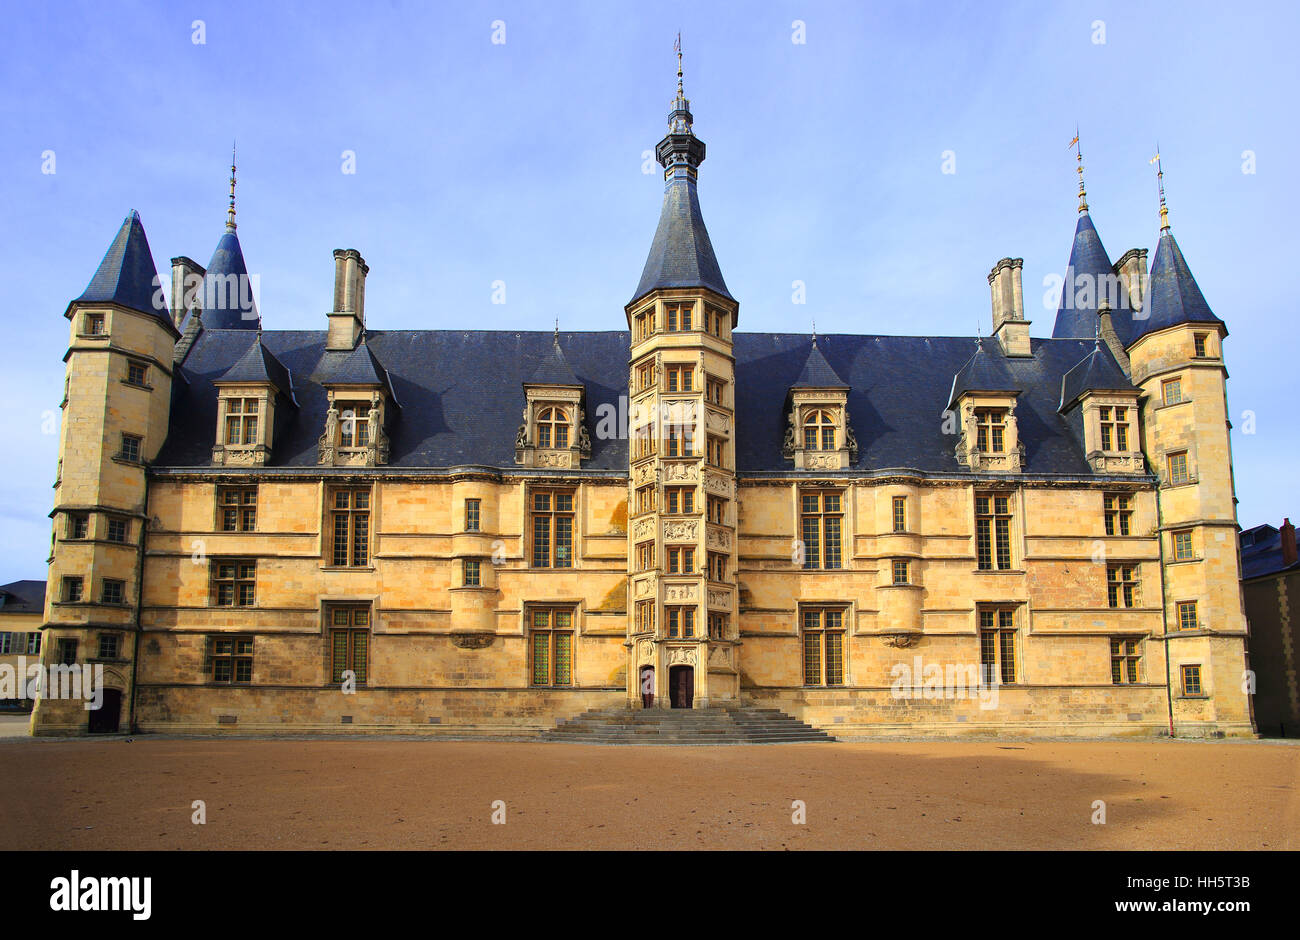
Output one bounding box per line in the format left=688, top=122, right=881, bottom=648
left=318, top=335, right=398, bottom=400
left=1059, top=342, right=1135, bottom=411
left=70, top=212, right=174, bottom=329
left=201, top=227, right=260, bottom=329
left=947, top=337, right=1020, bottom=409
left=0, top=580, right=46, bottom=614
left=631, top=175, right=733, bottom=305
left=158, top=330, right=1120, bottom=477
left=792, top=341, right=849, bottom=389
left=217, top=335, right=295, bottom=401
left=1132, top=229, right=1224, bottom=341
left=1240, top=523, right=1300, bottom=580
left=1052, top=211, right=1137, bottom=345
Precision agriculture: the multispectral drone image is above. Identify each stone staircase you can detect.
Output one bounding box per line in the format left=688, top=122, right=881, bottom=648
left=540, top=705, right=835, bottom=745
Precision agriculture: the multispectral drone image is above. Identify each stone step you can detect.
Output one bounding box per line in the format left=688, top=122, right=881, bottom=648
left=540, top=705, right=835, bottom=745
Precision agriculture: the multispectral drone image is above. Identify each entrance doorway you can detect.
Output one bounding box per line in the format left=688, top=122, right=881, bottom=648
left=669, top=665, right=694, bottom=709
left=639, top=666, right=655, bottom=709
left=88, top=688, right=122, bottom=734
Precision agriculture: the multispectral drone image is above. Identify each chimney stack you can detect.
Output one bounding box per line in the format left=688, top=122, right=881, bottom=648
left=327, top=248, right=369, bottom=351
left=1097, top=303, right=1131, bottom=375
left=988, top=257, right=1031, bottom=356
left=1282, top=518, right=1297, bottom=568
left=169, top=256, right=205, bottom=330
left=1114, top=249, right=1148, bottom=315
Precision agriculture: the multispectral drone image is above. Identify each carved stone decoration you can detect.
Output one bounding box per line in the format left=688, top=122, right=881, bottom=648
left=317, top=405, right=339, bottom=465
left=662, top=520, right=698, bottom=542
left=578, top=407, right=591, bottom=456
left=451, top=633, right=496, bottom=650
left=882, top=633, right=921, bottom=649
left=707, top=589, right=730, bottom=608
left=806, top=453, right=838, bottom=470
left=663, top=462, right=699, bottom=482
left=638, top=638, right=654, bottom=662
left=706, top=409, right=730, bottom=434
left=633, top=577, right=653, bottom=596
left=706, top=526, right=731, bottom=550
left=781, top=411, right=796, bottom=458
left=704, top=474, right=730, bottom=496
left=632, top=518, right=655, bottom=541
left=634, top=463, right=655, bottom=486
left=667, top=647, right=696, bottom=666
left=537, top=451, right=570, bottom=468
left=664, top=584, right=697, bottom=603
left=844, top=408, right=859, bottom=460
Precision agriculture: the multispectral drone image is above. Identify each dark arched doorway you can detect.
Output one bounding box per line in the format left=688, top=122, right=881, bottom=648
left=88, top=688, right=122, bottom=734
left=639, top=666, right=655, bottom=709
left=669, top=665, right=694, bottom=709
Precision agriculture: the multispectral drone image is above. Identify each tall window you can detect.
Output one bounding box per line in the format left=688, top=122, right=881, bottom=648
left=802, top=608, right=845, bottom=686
left=636, top=362, right=654, bottom=391
left=57, top=638, right=78, bottom=665
left=635, top=485, right=655, bottom=515
left=1167, top=452, right=1189, bottom=485
left=1172, top=529, right=1194, bottom=561
left=633, top=424, right=656, bottom=459
left=975, top=409, right=1006, bottom=453
left=1193, top=333, right=1208, bottom=358
left=665, top=365, right=694, bottom=392
left=803, top=410, right=836, bottom=450
left=707, top=552, right=727, bottom=582
left=706, top=377, right=725, bottom=405
left=667, top=425, right=695, bottom=458
left=979, top=608, right=1017, bottom=684
left=330, top=488, right=371, bottom=567
left=636, top=600, right=655, bottom=634
left=1161, top=378, right=1183, bottom=406
left=1177, top=601, right=1199, bottom=631
left=213, top=560, right=256, bottom=607
left=975, top=492, right=1012, bottom=570
left=708, top=612, right=727, bottom=639
left=463, top=559, right=481, bottom=587
left=637, top=541, right=656, bottom=572
left=207, top=636, right=254, bottom=684
left=329, top=606, right=370, bottom=684
left=665, top=486, right=694, bottom=514
left=465, top=499, right=481, bottom=532
left=536, top=408, right=569, bottom=449
left=706, top=435, right=724, bottom=467
left=530, top=608, right=573, bottom=686
left=705, top=305, right=725, bottom=337
left=707, top=497, right=726, bottom=525
left=1111, top=638, right=1141, bottom=684
left=25, top=632, right=40, bottom=655
left=667, top=606, right=695, bottom=638
left=218, top=486, right=257, bottom=532
left=1103, top=493, right=1132, bottom=536
left=1180, top=664, right=1203, bottom=696
left=531, top=489, right=574, bottom=568
left=224, top=398, right=259, bottom=446
left=891, top=559, right=910, bottom=585
left=892, top=496, right=907, bottom=533
left=666, top=546, right=693, bottom=574
left=338, top=402, right=371, bottom=448
left=1099, top=406, right=1130, bottom=451
left=1107, top=564, right=1140, bottom=608
left=665, top=303, right=693, bottom=332
left=634, top=310, right=655, bottom=341
left=801, top=491, right=843, bottom=570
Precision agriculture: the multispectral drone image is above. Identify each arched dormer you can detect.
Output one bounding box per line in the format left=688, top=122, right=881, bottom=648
left=783, top=338, right=856, bottom=470
left=316, top=336, right=397, bottom=467
left=948, top=337, right=1023, bottom=472
left=212, top=336, right=296, bottom=466
left=516, top=332, right=589, bottom=469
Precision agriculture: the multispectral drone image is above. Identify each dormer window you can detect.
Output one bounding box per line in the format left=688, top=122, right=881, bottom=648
left=1099, top=406, right=1130, bottom=452
left=975, top=409, right=1006, bottom=454
left=536, top=407, right=569, bottom=449
left=803, top=410, right=836, bottom=450
left=338, top=401, right=371, bottom=448
left=224, top=398, right=260, bottom=446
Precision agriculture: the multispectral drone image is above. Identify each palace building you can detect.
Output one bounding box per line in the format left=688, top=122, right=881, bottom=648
left=31, top=65, right=1254, bottom=738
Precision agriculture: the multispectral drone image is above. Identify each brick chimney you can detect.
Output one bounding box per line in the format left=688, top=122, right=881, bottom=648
left=1282, top=517, right=1297, bottom=567
left=988, top=257, right=1031, bottom=356
left=327, top=249, right=369, bottom=351
left=169, top=256, right=205, bottom=330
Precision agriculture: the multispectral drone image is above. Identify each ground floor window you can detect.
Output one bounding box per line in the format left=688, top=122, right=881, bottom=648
left=1180, top=664, right=1203, bottom=696
left=1110, top=637, right=1141, bottom=684
left=530, top=608, right=573, bottom=686
left=801, top=607, right=845, bottom=686
left=207, top=635, right=254, bottom=683
left=329, top=606, right=370, bottom=684
left=979, top=608, right=1017, bottom=684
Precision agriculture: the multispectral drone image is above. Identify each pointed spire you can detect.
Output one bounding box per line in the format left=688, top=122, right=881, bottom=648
left=528, top=330, right=581, bottom=387
left=227, top=142, right=237, bottom=231
left=1134, top=190, right=1224, bottom=342
left=69, top=211, right=175, bottom=330
left=630, top=39, right=733, bottom=306
left=792, top=336, right=848, bottom=389
left=1151, top=146, right=1170, bottom=232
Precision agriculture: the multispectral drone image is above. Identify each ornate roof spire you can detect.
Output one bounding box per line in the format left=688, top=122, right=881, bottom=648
left=227, top=142, right=237, bottom=231
left=1151, top=145, right=1170, bottom=231
left=1070, top=127, right=1088, bottom=214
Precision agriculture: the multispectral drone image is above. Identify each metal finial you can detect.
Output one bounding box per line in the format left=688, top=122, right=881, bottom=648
left=811, top=319, right=817, bottom=345
left=1151, top=145, right=1169, bottom=231
left=675, top=32, right=683, bottom=98
left=227, top=142, right=237, bottom=231
left=554, top=318, right=560, bottom=344
left=1069, top=127, right=1088, bottom=214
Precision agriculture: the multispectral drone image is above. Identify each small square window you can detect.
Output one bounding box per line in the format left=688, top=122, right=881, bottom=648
left=1162, top=378, right=1183, bottom=406
left=1181, top=664, right=1203, bottom=696
left=892, top=559, right=910, bottom=584
left=119, top=434, right=142, bottom=463
left=1172, top=530, right=1194, bottom=561
left=1177, top=601, right=1198, bottom=632
left=83, top=313, right=105, bottom=335
left=97, top=633, right=120, bottom=659
left=67, top=514, right=88, bottom=540
left=106, top=518, right=128, bottom=543
left=101, top=579, right=125, bottom=605
left=126, top=361, right=148, bottom=386
left=62, top=576, right=83, bottom=603
left=1167, top=451, right=1189, bottom=485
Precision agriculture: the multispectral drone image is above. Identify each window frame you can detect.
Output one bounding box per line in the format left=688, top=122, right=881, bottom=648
left=978, top=607, right=1018, bottom=685
left=800, top=490, right=843, bottom=570
left=530, top=488, right=575, bottom=569
left=975, top=492, right=1013, bottom=571
left=1106, top=563, right=1140, bottom=609
left=207, top=634, right=254, bottom=684
left=1110, top=637, right=1142, bottom=685
left=465, top=499, right=481, bottom=532
left=801, top=607, right=846, bottom=687
left=217, top=485, right=258, bottom=532
left=328, top=605, right=371, bottom=685
left=529, top=607, right=575, bottom=687
left=328, top=487, right=372, bottom=568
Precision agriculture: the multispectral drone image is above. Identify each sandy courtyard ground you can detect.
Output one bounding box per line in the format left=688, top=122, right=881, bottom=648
left=1, top=735, right=1296, bottom=850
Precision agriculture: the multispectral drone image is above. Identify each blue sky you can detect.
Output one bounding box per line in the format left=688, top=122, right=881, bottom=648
left=1, top=0, right=1296, bottom=579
